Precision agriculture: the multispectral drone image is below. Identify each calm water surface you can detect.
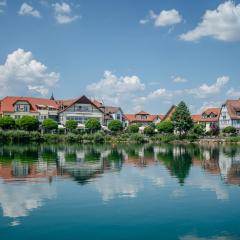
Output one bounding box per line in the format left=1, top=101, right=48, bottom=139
left=0, top=143, right=240, bottom=240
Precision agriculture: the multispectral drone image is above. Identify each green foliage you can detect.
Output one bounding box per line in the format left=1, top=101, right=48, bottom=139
left=93, top=132, right=105, bottom=143
left=171, top=101, right=193, bottom=135
left=191, top=124, right=205, bottom=136
left=0, top=116, right=15, bottom=130
left=85, top=118, right=101, bottom=132
left=143, top=126, right=155, bottom=136
left=16, top=116, right=39, bottom=131
left=108, top=120, right=123, bottom=132
left=127, top=124, right=139, bottom=133
left=65, top=120, right=78, bottom=132
left=42, top=118, right=58, bottom=132
left=158, top=134, right=177, bottom=143
left=130, top=133, right=145, bottom=143
left=225, top=136, right=240, bottom=142
left=156, top=121, right=174, bottom=134
left=223, top=126, right=237, bottom=135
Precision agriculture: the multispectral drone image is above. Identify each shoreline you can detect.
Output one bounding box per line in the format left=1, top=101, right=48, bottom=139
left=0, top=130, right=240, bottom=144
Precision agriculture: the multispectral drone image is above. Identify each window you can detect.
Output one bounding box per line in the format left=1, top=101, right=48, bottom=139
left=117, top=114, right=121, bottom=120
left=236, top=111, right=240, bottom=116
left=15, top=104, right=29, bottom=112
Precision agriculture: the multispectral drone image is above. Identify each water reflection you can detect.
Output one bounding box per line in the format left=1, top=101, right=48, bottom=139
left=0, top=143, right=240, bottom=227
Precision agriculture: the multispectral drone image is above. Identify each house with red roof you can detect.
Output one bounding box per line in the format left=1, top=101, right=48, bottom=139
left=0, top=96, right=59, bottom=121
left=191, top=108, right=221, bottom=132
left=58, top=95, right=105, bottom=126
left=124, top=111, right=164, bottom=127
left=219, top=99, right=240, bottom=132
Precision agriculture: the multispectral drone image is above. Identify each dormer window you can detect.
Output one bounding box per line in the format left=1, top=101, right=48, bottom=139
left=236, top=111, right=240, bottom=116
left=15, top=102, right=30, bottom=112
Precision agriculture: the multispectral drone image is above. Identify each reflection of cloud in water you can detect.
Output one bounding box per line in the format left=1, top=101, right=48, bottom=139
left=180, top=234, right=237, bottom=240
left=94, top=165, right=170, bottom=201
left=186, top=168, right=229, bottom=200
left=0, top=179, right=56, bottom=226
left=171, top=189, right=185, bottom=198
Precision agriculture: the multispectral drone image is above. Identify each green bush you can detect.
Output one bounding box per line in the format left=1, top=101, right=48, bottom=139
left=42, top=118, right=58, bottom=132
left=65, top=120, right=78, bottom=132
left=93, top=132, right=105, bottom=143
left=144, top=126, right=155, bottom=136
left=82, top=133, right=94, bottom=142
left=85, top=118, right=101, bottom=132
left=65, top=133, right=78, bottom=143
left=190, top=124, right=205, bottom=136
left=156, top=121, right=174, bottom=134
left=130, top=133, right=145, bottom=143
left=127, top=124, right=139, bottom=133
left=223, top=126, right=237, bottom=135
left=108, top=120, right=123, bottom=132
left=16, top=116, right=39, bottom=131
left=159, top=134, right=177, bottom=143
left=225, top=136, right=240, bottom=142
left=0, top=116, right=15, bottom=130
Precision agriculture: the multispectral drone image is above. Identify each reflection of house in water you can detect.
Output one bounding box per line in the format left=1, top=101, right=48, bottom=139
left=58, top=148, right=123, bottom=184
left=219, top=148, right=240, bottom=185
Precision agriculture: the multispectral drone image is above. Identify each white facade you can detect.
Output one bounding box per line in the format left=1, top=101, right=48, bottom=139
left=59, top=101, right=104, bottom=126
left=219, top=105, right=240, bottom=131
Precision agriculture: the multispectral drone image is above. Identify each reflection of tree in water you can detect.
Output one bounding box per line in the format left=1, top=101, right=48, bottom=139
left=84, top=150, right=101, bottom=162
left=157, top=145, right=192, bottom=185
left=144, top=145, right=154, bottom=159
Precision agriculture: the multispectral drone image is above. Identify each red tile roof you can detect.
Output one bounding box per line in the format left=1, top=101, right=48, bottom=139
left=0, top=96, right=59, bottom=113
left=191, top=114, right=202, bottom=123
left=124, top=113, right=160, bottom=123
left=224, top=100, right=240, bottom=120
left=200, top=107, right=220, bottom=122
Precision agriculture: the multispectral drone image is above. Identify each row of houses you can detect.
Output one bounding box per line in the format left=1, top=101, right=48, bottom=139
left=0, top=94, right=240, bottom=132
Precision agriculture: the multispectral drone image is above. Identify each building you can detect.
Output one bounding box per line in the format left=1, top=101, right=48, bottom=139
left=161, top=105, right=176, bottom=122
left=0, top=96, right=59, bottom=121
left=92, top=100, right=124, bottom=126
left=191, top=108, right=220, bottom=131
left=58, top=95, right=105, bottom=126
left=124, top=111, right=163, bottom=127
left=219, top=99, right=240, bottom=132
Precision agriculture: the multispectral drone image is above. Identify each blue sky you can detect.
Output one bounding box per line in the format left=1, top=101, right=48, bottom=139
left=0, top=0, right=240, bottom=114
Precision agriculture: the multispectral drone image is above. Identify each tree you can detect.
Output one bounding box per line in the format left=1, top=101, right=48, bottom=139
left=171, top=101, right=193, bottom=136
left=156, top=121, right=174, bottom=134
left=0, top=116, right=15, bottom=130
left=16, top=116, right=39, bottom=131
left=85, top=118, right=101, bottom=133
left=42, top=119, right=58, bottom=133
left=191, top=124, right=205, bottom=136
left=127, top=124, right=139, bottom=133
left=223, top=126, right=237, bottom=135
left=144, top=126, right=155, bottom=136
left=108, top=120, right=123, bottom=132
left=65, top=120, right=78, bottom=132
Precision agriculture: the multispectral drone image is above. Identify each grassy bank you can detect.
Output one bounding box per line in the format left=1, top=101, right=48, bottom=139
left=0, top=130, right=239, bottom=144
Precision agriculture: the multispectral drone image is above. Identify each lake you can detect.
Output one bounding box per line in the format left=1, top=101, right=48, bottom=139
left=0, top=143, right=240, bottom=240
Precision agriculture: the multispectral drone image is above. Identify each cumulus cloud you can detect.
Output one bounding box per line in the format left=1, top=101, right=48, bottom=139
left=180, top=1, right=240, bottom=42
left=52, top=2, right=79, bottom=24
left=188, top=76, right=229, bottom=98
left=172, top=76, right=188, bottom=83
left=140, top=9, right=182, bottom=27
left=18, top=3, right=41, bottom=18
left=87, top=70, right=145, bottom=105
left=0, top=48, right=60, bottom=97
left=196, top=101, right=221, bottom=114
left=226, top=87, right=240, bottom=98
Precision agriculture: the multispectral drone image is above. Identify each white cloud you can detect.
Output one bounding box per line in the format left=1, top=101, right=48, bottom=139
left=18, top=3, right=41, bottom=18
left=0, top=0, right=6, bottom=13
left=87, top=70, right=145, bottom=105
left=180, top=1, right=240, bottom=42
left=148, top=88, right=173, bottom=99
left=196, top=101, right=221, bottom=114
left=226, top=87, right=240, bottom=98
left=140, top=9, right=182, bottom=27
left=0, top=48, right=60, bottom=97
left=180, top=234, right=236, bottom=240
left=172, top=76, right=188, bottom=83
left=52, top=2, right=79, bottom=24
left=188, top=76, right=229, bottom=98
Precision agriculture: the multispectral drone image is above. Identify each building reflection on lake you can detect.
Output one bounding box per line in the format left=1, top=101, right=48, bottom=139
left=0, top=143, right=240, bottom=226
